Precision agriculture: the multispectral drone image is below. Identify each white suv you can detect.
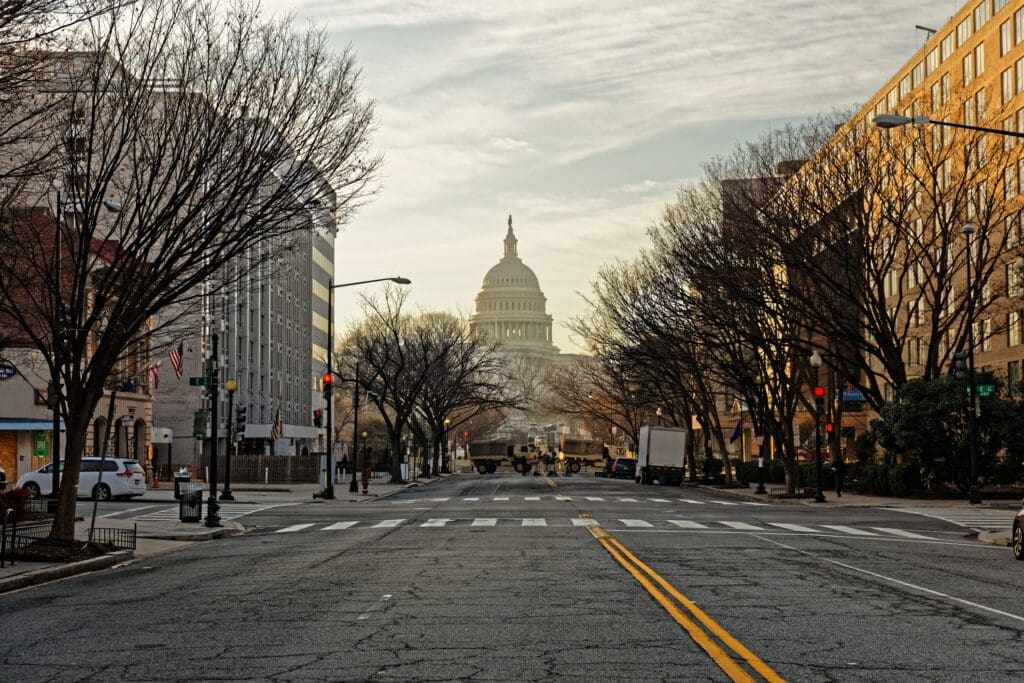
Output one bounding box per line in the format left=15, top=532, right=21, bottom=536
left=17, top=457, right=147, bottom=501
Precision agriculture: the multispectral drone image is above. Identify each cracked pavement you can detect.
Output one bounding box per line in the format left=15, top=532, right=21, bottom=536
left=1, top=473, right=1022, bottom=681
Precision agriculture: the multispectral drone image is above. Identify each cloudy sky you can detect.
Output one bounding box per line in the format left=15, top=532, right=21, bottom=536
left=271, top=0, right=959, bottom=352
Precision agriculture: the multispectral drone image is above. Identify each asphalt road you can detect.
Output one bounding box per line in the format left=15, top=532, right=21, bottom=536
left=1, top=473, right=1022, bottom=681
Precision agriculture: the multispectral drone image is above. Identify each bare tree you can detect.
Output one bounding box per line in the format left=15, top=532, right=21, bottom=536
left=0, top=0, right=380, bottom=540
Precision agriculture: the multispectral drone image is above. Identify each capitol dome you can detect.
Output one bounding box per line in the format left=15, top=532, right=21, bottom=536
left=469, top=216, right=559, bottom=355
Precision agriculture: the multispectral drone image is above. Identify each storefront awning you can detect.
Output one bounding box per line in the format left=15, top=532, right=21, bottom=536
left=0, top=418, right=65, bottom=431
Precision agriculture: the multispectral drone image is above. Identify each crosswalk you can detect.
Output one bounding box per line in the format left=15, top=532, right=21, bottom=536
left=386, top=495, right=768, bottom=507
left=133, top=503, right=295, bottom=522
left=888, top=506, right=1017, bottom=531
left=270, top=517, right=941, bottom=540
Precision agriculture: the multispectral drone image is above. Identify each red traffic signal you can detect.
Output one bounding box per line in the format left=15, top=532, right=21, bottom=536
left=322, top=373, right=333, bottom=386
left=825, top=421, right=835, bottom=433
left=313, top=409, right=323, bottom=427
left=813, top=386, right=825, bottom=398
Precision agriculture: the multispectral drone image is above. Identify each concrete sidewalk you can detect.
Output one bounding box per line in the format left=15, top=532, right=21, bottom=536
left=688, top=481, right=1021, bottom=509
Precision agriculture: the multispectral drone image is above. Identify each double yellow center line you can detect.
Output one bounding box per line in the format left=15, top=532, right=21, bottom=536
left=589, top=525, right=785, bottom=683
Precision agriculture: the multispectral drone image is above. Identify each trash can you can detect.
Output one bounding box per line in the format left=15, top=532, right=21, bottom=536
left=179, top=483, right=203, bottom=523
left=173, top=471, right=191, bottom=500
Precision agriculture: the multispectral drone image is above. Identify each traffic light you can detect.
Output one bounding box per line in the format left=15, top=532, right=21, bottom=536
left=322, top=372, right=333, bottom=399
left=313, top=409, right=323, bottom=427
left=193, top=409, right=208, bottom=439
left=825, top=421, right=835, bottom=434
left=813, top=385, right=825, bottom=407
left=953, top=351, right=967, bottom=380
left=235, top=406, right=247, bottom=441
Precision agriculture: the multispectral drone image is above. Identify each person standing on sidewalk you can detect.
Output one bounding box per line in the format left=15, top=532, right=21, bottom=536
left=832, top=455, right=846, bottom=497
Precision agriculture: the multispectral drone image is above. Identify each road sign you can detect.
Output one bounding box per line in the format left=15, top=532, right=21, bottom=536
left=842, top=389, right=865, bottom=402
left=977, top=384, right=996, bottom=397
left=189, top=376, right=209, bottom=387
left=0, top=360, right=15, bottom=380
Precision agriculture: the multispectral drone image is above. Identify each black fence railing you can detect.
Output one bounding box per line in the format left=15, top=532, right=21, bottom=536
left=1, top=521, right=50, bottom=567
left=89, top=525, right=137, bottom=551
left=199, top=453, right=320, bottom=484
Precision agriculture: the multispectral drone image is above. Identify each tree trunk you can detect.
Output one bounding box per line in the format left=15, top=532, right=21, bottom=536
left=713, top=430, right=732, bottom=484
left=49, top=404, right=91, bottom=541
left=389, top=434, right=404, bottom=484
left=431, top=435, right=442, bottom=476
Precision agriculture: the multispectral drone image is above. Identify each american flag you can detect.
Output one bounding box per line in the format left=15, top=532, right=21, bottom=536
left=150, top=362, right=161, bottom=392
left=270, top=406, right=283, bottom=440
left=169, top=342, right=183, bottom=380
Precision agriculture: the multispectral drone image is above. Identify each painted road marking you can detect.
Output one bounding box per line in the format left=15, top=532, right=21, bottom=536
left=620, top=519, right=654, bottom=527
left=572, top=518, right=598, bottom=526
left=585, top=497, right=605, bottom=501
left=525, top=496, right=541, bottom=501
left=668, top=520, right=708, bottom=529
left=821, top=525, right=878, bottom=536
left=276, top=524, right=315, bottom=533
left=555, top=495, right=572, bottom=501
left=768, top=522, right=818, bottom=533
left=709, top=501, right=740, bottom=506
left=321, top=521, right=359, bottom=531
left=462, top=497, right=480, bottom=502
left=421, top=518, right=452, bottom=527
left=429, top=498, right=450, bottom=502
left=372, top=519, right=405, bottom=528
left=680, top=499, right=706, bottom=505
left=720, top=521, right=764, bottom=531
left=871, top=527, right=932, bottom=539
left=651, top=498, right=671, bottom=503
left=618, top=497, right=639, bottom=502
left=522, top=518, right=547, bottom=526
left=471, top=518, right=497, bottom=527
left=493, top=497, right=509, bottom=501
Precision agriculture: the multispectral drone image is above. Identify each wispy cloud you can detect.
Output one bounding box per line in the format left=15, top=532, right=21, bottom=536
left=269, top=0, right=957, bottom=350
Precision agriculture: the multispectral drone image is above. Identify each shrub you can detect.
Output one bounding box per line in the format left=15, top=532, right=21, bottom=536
left=0, top=487, right=31, bottom=522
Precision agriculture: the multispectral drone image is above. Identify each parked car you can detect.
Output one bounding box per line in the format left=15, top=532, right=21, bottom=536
left=610, top=457, right=637, bottom=479
left=1014, top=505, right=1024, bottom=561
left=17, top=457, right=147, bottom=501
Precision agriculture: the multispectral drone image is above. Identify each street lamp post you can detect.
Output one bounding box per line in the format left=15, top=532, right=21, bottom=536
left=205, top=331, right=221, bottom=527
left=443, top=418, right=451, bottom=474
left=655, top=407, right=662, bottom=426
left=810, top=351, right=826, bottom=503
left=221, top=378, right=236, bottom=501
left=874, top=113, right=1024, bottom=139
left=963, top=223, right=982, bottom=505
left=754, top=377, right=767, bottom=495
left=324, top=276, right=410, bottom=496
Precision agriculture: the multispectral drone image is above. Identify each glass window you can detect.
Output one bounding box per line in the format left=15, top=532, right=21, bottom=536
left=1002, top=20, right=1012, bottom=55
left=942, top=73, right=950, bottom=103
left=964, top=53, right=974, bottom=85
left=966, top=99, right=976, bottom=125
left=976, top=43, right=986, bottom=76
left=1017, top=7, right=1024, bottom=43
left=926, top=47, right=940, bottom=74
left=1006, top=166, right=1017, bottom=198
left=983, top=319, right=992, bottom=352
left=913, top=61, right=925, bottom=87
left=887, top=87, right=897, bottom=111
left=977, top=88, right=986, bottom=119
left=975, top=1, right=989, bottom=29
left=931, top=82, right=942, bottom=111
left=1003, top=67, right=1014, bottom=104
left=81, top=459, right=100, bottom=472
left=1017, top=57, right=1024, bottom=94
left=958, top=17, right=973, bottom=46
left=994, top=0, right=1009, bottom=13
left=941, top=33, right=955, bottom=61
left=1009, top=360, right=1021, bottom=396
left=900, top=74, right=912, bottom=100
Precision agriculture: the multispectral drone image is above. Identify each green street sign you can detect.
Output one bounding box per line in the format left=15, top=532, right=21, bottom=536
left=977, top=384, right=995, bottom=397
left=33, top=430, right=50, bottom=457
left=189, top=376, right=209, bottom=387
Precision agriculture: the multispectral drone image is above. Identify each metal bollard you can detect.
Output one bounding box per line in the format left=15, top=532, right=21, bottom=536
left=1, top=508, right=15, bottom=568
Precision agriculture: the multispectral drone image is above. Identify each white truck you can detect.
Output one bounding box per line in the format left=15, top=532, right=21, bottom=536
left=635, top=426, right=687, bottom=486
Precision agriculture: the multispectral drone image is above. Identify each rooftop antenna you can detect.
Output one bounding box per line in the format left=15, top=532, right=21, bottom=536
left=916, top=24, right=937, bottom=43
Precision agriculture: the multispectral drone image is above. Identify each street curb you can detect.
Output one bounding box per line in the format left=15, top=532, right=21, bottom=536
left=0, top=549, right=133, bottom=595
left=681, top=483, right=800, bottom=506
left=137, top=521, right=246, bottom=541
left=978, top=530, right=1012, bottom=547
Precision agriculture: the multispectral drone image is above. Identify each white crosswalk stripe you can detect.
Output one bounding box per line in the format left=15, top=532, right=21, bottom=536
left=264, top=518, right=943, bottom=540
left=462, top=497, right=480, bottom=502
left=555, top=495, right=572, bottom=501
left=889, top=507, right=1016, bottom=531
left=617, top=498, right=639, bottom=502
left=709, top=501, right=739, bottom=506
left=821, top=525, right=877, bottom=536
left=525, top=496, right=541, bottom=501
left=650, top=498, right=671, bottom=503
left=871, top=527, right=932, bottom=539
left=679, top=499, right=706, bottom=505
left=720, top=521, right=764, bottom=530
left=493, top=497, right=509, bottom=501
left=668, top=520, right=708, bottom=529
left=768, top=522, right=818, bottom=533
left=584, top=497, right=605, bottom=501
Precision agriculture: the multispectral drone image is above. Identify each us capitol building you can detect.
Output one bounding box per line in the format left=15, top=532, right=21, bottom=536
left=468, top=216, right=560, bottom=358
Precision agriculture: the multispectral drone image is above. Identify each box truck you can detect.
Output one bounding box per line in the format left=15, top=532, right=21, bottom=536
left=636, top=426, right=687, bottom=485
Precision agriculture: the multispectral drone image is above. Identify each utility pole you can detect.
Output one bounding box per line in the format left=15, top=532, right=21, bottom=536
left=205, top=331, right=221, bottom=527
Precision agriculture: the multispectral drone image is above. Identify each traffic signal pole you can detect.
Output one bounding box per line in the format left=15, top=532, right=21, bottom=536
left=220, top=384, right=235, bottom=501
